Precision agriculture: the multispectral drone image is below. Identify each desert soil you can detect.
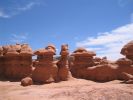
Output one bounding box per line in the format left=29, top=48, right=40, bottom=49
left=0, top=78, right=133, bottom=100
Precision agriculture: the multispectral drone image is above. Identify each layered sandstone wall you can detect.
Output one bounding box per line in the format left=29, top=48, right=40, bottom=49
left=0, top=44, right=32, bottom=79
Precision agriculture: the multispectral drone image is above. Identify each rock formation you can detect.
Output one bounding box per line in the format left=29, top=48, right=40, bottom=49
left=116, top=40, right=133, bottom=82
left=1, top=44, right=32, bottom=79
left=57, top=44, right=72, bottom=81
left=87, top=64, right=118, bottom=81
left=32, top=44, right=58, bottom=83
left=70, top=48, right=96, bottom=79
left=70, top=48, right=119, bottom=82
left=121, top=40, right=133, bottom=61
left=0, top=40, right=133, bottom=85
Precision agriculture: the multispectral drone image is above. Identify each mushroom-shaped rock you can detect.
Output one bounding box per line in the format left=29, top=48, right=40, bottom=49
left=71, top=48, right=96, bottom=66
left=34, top=45, right=56, bottom=56
left=121, top=40, right=133, bottom=60
left=21, top=77, right=33, bottom=86
left=32, top=44, right=58, bottom=83
left=20, top=44, right=32, bottom=56
left=73, top=48, right=87, bottom=53
left=45, top=44, right=56, bottom=54
left=116, top=58, right=132, bottom=66
left=72, top=48, right=96, bottom=57
left=70, top=48, right=96, bottom=79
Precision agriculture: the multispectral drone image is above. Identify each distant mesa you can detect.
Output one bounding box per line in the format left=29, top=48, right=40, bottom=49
left=0, top=41, right=133, bottom=86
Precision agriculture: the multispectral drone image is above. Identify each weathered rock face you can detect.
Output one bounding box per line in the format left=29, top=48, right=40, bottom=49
left=121, top=40, right=133, bottom=61
left=1, top=44, right=32, bottom=79
left=70, top=48, right=96, bottom=79
left=0, top=41, right=133, bottom=85
left=70, top=48, right=124, bottom=82
left=116, top=65, right=133, bottom=81
left=116, top=58, right=132, bottom=67
left=32, top=44, right=58, bottom=83
left=117, top=41, right=133, bottom=81
left=84, top=64, right=118, bottom=82
left=71, top=63, right=119, bottom=82
left=57, top=44, right=72, bottom=81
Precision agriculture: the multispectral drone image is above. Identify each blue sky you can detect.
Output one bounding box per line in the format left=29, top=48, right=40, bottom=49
left=0, top=0, right=133, bottom=60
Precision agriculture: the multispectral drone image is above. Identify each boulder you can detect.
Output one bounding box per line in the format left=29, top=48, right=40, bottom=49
left=21, top=77, right=33, bottom=86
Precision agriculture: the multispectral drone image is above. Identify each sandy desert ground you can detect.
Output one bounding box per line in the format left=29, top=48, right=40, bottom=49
left=0, top=78, right=133, bottom=100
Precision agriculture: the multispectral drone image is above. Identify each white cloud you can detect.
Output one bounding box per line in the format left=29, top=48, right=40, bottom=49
left=76, top=23, right=133, bottom=60
left=0, top=1, right=41, bottom=18
left=17, top=2, right=36, bottom=11
left=10, top=33, right=28, bottom=43
left=0, top=10, right=10, bottom=18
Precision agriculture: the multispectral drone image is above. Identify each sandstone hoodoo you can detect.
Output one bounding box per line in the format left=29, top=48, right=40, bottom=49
left=57, top=44, right=72, bottom=81
left=32, top=44, right=58, bottom=83
left=121, top=40, right=133, bottom=61
left=70, top=48, right=119, bottom=82
left=3, top=44, right=32, bottom=79
left=0, top=40, right=133, bottom=85
left=116, top=41, right=133, bottom=82
left=70, top=48, right=96, bottom=78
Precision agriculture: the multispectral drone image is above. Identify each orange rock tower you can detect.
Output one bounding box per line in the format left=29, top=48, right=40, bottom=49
left=57, top=44, right=72, bottom=81
left=32, top=44, right=58, bottom=83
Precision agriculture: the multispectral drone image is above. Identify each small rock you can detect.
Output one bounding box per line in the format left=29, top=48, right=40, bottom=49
left=21, top=77, right=33, bottom=86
